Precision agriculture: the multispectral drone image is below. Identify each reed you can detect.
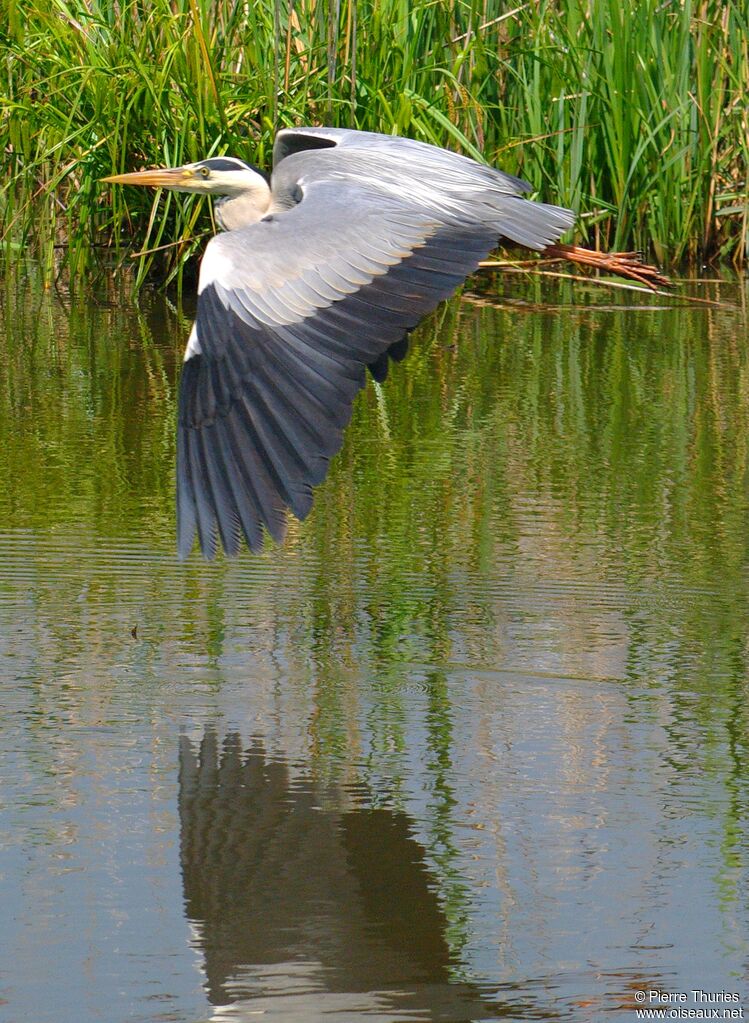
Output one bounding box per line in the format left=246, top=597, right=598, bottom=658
left=2, top=0, right=747, bottom=283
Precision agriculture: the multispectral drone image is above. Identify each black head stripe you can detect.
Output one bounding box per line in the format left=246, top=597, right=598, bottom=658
left=196, top=157, right=269, bottom=181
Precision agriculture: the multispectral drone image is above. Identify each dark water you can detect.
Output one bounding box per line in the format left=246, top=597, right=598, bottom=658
left=2, top=268, right=749, bottom=1022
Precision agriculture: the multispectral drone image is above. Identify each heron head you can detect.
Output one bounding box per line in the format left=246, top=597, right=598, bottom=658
left=102, top=157, right=270, bottom=197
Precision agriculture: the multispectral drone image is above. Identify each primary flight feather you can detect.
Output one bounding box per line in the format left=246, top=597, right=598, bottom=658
left=104, top=127, right=575, bottom=557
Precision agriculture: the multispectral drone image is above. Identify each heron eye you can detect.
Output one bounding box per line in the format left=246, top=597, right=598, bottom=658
left=199, top=167, right=210, bottom=179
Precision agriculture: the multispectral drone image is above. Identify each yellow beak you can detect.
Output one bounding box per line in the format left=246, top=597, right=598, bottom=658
left=101, top=167, right=195, bottom=188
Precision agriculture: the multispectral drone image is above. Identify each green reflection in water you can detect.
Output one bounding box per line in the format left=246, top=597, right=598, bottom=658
left=1, top=270, right=182, bottom=541
left=3, top=270, right=749, bottom=831
left=2, top=273, right=748, bottom=639
left=3, top=271, right=749, bottom=676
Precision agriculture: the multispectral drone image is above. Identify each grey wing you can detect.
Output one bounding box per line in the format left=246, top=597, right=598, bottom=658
left=272, top=125, right=533, bottom=191
left=274, top=126, right=532, bottom=217
left=272, top=126, right=573, bottom=250
left=178, top=151, right=574, bottom=558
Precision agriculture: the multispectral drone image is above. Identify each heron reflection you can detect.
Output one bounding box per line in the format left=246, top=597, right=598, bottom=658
left=178, top=729, right=551, bottom=1021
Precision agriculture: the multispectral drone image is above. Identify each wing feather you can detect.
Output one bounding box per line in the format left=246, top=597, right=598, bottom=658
left=226, top=399, right=289, bottom=545
left=196, top=424, right=241, bottom=556
left=236, top=388, right=317, bottom=518
left=212, top=416, right=265, bottom=552
left=186, top=425, right=220, bottom=557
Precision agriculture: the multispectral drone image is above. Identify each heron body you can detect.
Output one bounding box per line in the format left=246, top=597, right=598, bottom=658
left=104, top=127, right=575, bottom=558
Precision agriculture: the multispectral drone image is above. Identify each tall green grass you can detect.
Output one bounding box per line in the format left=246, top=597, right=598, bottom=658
left=2, top=0, right=748, bottom=283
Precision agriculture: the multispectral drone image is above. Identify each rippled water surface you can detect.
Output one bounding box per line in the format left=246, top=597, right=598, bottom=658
left=2, top=270, right=749, bottom=1022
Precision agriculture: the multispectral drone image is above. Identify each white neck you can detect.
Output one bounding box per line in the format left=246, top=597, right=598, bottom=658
left=215, top=186, right=271, bottom=231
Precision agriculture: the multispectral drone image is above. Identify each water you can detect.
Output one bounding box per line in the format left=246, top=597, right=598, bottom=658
left=2, top=269, right=749, bottom=1022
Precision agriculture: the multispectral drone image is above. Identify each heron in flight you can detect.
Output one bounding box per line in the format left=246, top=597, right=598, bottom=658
left=104, top=127, right=575, bottom=558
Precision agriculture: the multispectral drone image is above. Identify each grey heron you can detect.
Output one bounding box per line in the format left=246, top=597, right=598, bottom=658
left=104, top=127, right=576, bottom=558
